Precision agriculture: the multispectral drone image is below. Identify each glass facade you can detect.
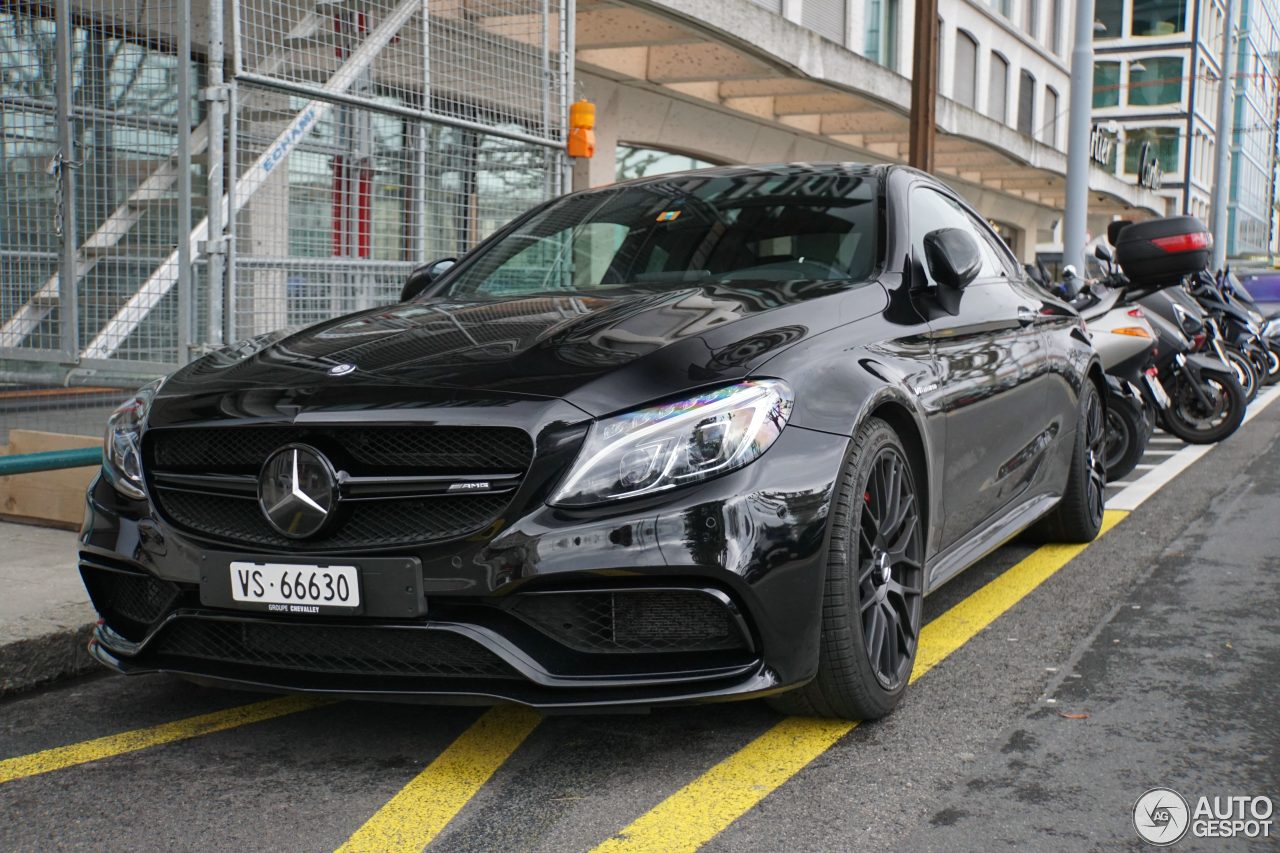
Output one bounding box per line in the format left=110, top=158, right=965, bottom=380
left=1123, top=126, right=1179, bottom=176
left=1096, top=0, right=1124, bottom=38
left=615, top=146, right=718, bottom=181
left=1128, top=56, right=1184, bottom=106
left=1094, top=62, right=1122, bottom=108
left=1132, top=0, right=1186, bottom=37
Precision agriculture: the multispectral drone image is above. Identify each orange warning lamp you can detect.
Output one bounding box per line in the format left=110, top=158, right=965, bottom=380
left=568, top=99, right=596, bottom=158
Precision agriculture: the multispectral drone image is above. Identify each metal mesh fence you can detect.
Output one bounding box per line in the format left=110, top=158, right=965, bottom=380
left=0, top=0, right=569, bottom=445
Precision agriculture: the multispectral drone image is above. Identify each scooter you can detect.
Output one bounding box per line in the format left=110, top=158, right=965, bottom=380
left=1092, top=242, right=1247, bottom=445
left=1141, top=286, right=1261, bottom=404
left=1058, top=268, right=1157, bottom=481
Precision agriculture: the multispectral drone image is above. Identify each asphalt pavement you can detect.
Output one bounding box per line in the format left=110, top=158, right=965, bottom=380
left=0, top=393, right=1277, bottom=852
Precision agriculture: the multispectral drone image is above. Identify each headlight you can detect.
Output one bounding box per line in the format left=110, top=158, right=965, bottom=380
left=103, top=379, right=162, bottom=500
left=549, top=380, right=793, bottom=507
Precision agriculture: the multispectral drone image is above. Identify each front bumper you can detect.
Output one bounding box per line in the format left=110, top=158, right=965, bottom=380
left=80, top=425, right=847, bottom=710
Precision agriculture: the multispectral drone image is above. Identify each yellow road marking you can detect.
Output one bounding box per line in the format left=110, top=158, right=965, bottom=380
left=335, top=704, right=542, bottom=853
left=0, top=695, right=334, bottom=785
left=591, top=509, right=1128, bottom=853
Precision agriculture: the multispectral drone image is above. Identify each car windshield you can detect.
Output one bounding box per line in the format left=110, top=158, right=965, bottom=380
left=436, top=170, right=879, bottom=298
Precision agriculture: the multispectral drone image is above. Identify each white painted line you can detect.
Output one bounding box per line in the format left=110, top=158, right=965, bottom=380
left=1133, top=464, right=1158, bottom=470
left=1107, top=385, right=1280, bottom=512
left=1142, top=450, right=1179, bottom=456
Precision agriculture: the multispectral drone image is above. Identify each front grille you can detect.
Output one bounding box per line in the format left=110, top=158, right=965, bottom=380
left=150, top=619, right=519, bottom=679
left=80, top=562, right=181, bottom=641
left=157, top=490, right=509, bottom=549
left=144, top=425, right=532, bottom=549
left=148, top=425, right=532, bottom=474
left=509, top=590, right=747, bottom=654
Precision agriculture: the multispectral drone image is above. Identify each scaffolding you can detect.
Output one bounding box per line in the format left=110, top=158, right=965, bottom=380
left=0, top=0, right=572, bottom=439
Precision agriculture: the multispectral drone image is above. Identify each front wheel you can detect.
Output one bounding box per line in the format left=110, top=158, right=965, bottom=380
left=768, top=418, right=924, bottom=721
left=1260, top=343, right=1280, bottom=386
left=1161, top=369, right=1247, bottom=444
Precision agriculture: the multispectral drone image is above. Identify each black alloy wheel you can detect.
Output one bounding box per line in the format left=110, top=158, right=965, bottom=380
left=857, top=446, right=925, bottom=691
left=1083, top=387, right=1108, bottom=529
left=768, top=417, right=924, bottom=720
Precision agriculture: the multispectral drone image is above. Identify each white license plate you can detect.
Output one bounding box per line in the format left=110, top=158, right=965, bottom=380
left=229, top=562, right=360, bottom=609
left=1144, top=374, right=1171, bottom=407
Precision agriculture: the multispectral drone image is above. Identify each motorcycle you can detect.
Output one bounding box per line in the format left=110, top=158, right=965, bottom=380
left=1056, top=267, right=1156, bottom=481
left=1140, top=286, right=1261, bottom=404
left=1094, top=217, right=1248, bottom=444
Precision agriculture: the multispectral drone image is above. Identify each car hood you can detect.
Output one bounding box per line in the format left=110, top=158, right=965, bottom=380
left=156, top=280, right=887, bottom=420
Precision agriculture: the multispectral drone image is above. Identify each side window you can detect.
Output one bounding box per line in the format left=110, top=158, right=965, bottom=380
left=909, top=187, right=1001, bottom=286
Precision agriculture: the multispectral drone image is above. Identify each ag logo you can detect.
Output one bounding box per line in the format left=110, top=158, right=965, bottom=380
left=1134, top=787, right=1190, bottom=846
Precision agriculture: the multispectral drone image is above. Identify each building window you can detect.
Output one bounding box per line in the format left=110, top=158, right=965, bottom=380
left=989, top=52, right=1010, bottom=123
left=1096, top=0, right=1124, bottom=39
left=1047, top=0, right=1062, bottom=53
left=1132, top=0, right=1186, bottom=37
left=865, top=0, right=900, bottom=70
left=993, top=0, right=1012, bottom=17
left=1023, top=0, right=1039, bottom=37
left=1124, top=126, right=1179, bottom=176
left=955, top=30, right=979, bottom=108
left=802, top=0, right=847, bottom=45
left=1017, top=70, right=1036, bottom=135
left=1044, top=86, right=1060, bottom=146
left=1094, top=61, right=1122, bottom=107
left=1128, top=56, right=1184, bottom=106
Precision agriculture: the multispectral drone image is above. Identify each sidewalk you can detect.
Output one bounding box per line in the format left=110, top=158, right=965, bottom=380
left=0, top=521, right=95, bottom=694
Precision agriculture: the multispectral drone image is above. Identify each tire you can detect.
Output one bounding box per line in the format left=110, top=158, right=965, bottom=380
left=1029, top=379, right=1106, bottom=544
left=1223, top=347, right=1259, bottom=403
left=1263, top=343, right=1280, bottom=386
left=768, top=417, right=924, bottom=721
left=1103, top=393, right=1146, bottom=482
left=1161, top=368, right=1247, bottom=444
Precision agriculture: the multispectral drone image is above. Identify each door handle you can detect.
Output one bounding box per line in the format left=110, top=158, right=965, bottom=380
left=1016, top=306, right=1038, bottom=327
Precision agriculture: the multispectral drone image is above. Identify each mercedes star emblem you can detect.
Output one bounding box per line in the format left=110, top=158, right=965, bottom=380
left=258, top=444, right=338, bottom=538
left=328, top=363, right=356, bottom=376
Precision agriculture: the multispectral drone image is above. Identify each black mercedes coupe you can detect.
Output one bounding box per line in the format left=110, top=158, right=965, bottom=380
left=81, top=163, right=1105, bottom=720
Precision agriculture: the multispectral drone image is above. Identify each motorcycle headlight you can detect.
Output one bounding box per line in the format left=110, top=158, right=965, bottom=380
left=103, top=379, right=162, bottom=500
left=549, top=380, right=794, bottom=507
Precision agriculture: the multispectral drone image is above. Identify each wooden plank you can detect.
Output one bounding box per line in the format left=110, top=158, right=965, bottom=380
left=0, top=431, right=100, bottom=528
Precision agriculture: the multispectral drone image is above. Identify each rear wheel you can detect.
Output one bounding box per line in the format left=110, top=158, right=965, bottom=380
left=1223, top=347, right=1259, bottom=402
left=1103, top=394, right=1147, bottom=482
left=1030, top=379, right=1105, bottom=544
left=768, top=418, right=924, bottom=721
left=1263, top=343, right=1280, bottom=386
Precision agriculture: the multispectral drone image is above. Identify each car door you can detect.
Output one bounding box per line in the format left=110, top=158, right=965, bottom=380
left=908, top=186, right=1048, bottom=552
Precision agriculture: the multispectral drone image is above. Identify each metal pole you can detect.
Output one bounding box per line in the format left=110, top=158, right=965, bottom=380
left=53, top=0, right=78, bottom=361
left=562, top=0, right=576, bottom=194
left=176, top=0, right=193, bottom=364
left=1211, top=0, right=1240, bottom=270
left=907, top=0, right=938, bottom=172
left=1062, top=0, right=1097, bottom=272
left=207, top=0, right=227, bottom=348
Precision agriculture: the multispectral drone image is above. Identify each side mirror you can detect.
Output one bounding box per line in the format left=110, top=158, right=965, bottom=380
left=1094, top=244, right=1114, bottom=264
left=922, top=228, right=982, bottom=290
left=400, top=257, right=457, bottom=302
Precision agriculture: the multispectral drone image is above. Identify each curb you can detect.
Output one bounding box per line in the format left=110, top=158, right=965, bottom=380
left=0, top=622, right=98, bottom=697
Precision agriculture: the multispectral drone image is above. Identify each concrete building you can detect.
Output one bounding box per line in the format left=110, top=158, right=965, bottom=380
left=1092, top=0, right=1280, bottom=258
left=576, top=0, right=1166, bottom=264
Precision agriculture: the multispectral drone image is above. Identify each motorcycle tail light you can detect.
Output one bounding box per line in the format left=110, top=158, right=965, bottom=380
left=1151, top=232, right=1211, bottom=253
left=1146, top=366, right=1159, bottom=377
left=1127, top=307, right=1145, bottom=318
left=1192, top=332, right=1206, bottom=349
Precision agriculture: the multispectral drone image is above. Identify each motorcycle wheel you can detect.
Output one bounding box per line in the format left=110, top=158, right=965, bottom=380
left=1262, top=343, right=1280, bottom=386
left=1103, top=396, right=1146, bottom=482
left=1161, top=369, right=1247, bottom=444
left=1223, top=348, right=1259, bottom=403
